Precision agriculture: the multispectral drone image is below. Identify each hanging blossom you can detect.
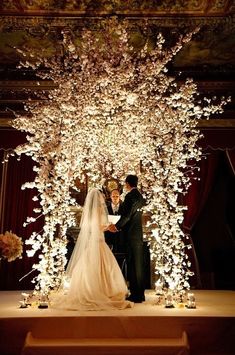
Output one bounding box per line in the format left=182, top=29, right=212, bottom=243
left=12, top=18, right=229, bottom=296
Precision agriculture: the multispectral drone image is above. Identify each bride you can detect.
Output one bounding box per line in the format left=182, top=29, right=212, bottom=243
left=51, top=188, right=133, bottom=310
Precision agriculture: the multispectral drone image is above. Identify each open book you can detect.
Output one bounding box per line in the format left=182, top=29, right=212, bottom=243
left=108, top=215, right=120, bottom=224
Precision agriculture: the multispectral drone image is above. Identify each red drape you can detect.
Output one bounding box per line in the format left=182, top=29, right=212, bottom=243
left=0, top=130, right=42, bottom=290
left=181, top=150, right=222, bottom=288
left=182, top=128, right=235, bottom=288
left=183, top=129, right=235, bottom=230
left=183, top=150, right=222, bottom=232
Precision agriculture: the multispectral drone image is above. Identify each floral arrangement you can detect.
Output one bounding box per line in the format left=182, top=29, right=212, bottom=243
left=0, top=231, right=23, bottom=262
left=11, top=18, right=229, bottom=295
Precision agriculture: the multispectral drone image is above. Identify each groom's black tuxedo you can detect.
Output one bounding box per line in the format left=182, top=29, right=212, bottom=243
left=115, top=188, right=145, bottom=302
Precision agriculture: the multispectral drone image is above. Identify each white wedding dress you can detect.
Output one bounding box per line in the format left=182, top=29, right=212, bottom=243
left=51, top=188, right=133, bottom=311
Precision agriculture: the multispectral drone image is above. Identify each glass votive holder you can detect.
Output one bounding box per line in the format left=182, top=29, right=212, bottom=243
left=19, top=300, right=28, bottom=308
left=154, top=294, right=163, bottom=306
left=38, top=294, right=49, bottom=309
left=38, top=301, right=48, bottom=309
left=155, top=284, right=163, bottom=295
left=186, top=292, right=196, bottom=309
left=20, top=292, right=31, bottom=308
left=21, top=292, right=31, bottom=306
left=165, top=293, right=175, bottom=308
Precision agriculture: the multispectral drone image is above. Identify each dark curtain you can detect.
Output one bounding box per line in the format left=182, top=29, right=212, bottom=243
left=183, top=150, right=221, bottom=232
left=182, top=129, right=235, bottom=289
left=191, top=154, right=235, bottom=289
left=181, top=150, right=221, bottom=288
left=0, top=130, right=42, bottom=290
left=181, top=129, right=235, bottom=234
left=225, top=149, right=235, bottom=241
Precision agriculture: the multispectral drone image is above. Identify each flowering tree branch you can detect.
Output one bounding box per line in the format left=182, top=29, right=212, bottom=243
left=11, top=18, right=229, bottom=296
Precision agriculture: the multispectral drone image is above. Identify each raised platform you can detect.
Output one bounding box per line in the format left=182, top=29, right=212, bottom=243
left=0, top=290, right=235, bottom=355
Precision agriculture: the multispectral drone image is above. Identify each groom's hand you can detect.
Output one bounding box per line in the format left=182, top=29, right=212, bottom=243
left=108, top=223, right=118, bottom=233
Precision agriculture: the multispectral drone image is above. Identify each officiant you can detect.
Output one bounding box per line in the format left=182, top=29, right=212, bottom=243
left=105, top=189, right=126, bottom=254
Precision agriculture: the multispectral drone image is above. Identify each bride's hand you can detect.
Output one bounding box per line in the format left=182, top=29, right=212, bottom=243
left=108, top=223, right=118, bottom=233
left=101, top=223, right=110, bottom=231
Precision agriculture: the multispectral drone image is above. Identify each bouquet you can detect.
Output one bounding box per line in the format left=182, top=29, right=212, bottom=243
left=0, top=231, right=23, bottom=262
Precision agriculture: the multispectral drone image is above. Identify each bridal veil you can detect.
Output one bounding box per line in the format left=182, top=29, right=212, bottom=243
left=52, top=188, right=133, bottom=311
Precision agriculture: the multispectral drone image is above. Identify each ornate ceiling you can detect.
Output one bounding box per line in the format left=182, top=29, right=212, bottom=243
left=0, top=0, right=234, bottom=15
left=0, top=0, right=235, bottom=127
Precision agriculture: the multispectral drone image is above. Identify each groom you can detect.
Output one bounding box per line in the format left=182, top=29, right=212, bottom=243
left=108, top=175, right=145, bottom=303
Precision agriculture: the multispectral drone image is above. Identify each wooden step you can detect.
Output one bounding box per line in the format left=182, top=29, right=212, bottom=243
left=21, top=331, right=189, bottom=355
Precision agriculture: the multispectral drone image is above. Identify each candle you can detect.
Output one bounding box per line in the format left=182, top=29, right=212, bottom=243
left=165, top=293, right=174, bottom=308
left=19, top=300, right=27, bottom=308
left=20, top=292, right=31, bottom=307
left=186, top=292, right=196, bottom=308
left=38, top=293, right=49, bottom=309
left=155, top=285, right=163, bottom=295
left=188, top=293, right=195, bottom=301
